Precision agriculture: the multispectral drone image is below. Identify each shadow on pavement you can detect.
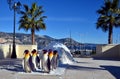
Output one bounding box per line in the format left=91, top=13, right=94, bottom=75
left=100, top=65, right=120, bottom=79
left=67, top=64, right=104, bottom=71
left=0, top=59, right=24, bottom=72
left=93, top=57, right=120, bottom=61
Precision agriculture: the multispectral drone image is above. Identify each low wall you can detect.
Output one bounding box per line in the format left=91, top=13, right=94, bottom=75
left=0, top=44, right=10, bottom=59
left=93, top=44, right=120, bottom=58
left=0, top=44, right=37, bottom=59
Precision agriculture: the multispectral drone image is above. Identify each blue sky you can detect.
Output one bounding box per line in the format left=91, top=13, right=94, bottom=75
left=0, top=0, right=120, bottom=44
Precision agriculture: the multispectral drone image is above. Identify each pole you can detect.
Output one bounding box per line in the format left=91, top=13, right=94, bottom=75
left=11, top=3, right=17, bottom=58
left=70, top=30, right=72, bottom=51
left=7, top=0, right=21, bottom=58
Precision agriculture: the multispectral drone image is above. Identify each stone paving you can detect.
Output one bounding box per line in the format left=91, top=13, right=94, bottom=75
left=0, top=58, right=120, bottom=79
left=63, top=58, right=120, bottom=79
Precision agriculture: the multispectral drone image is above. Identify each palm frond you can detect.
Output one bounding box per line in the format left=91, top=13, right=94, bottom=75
left=19, top=2, right=47, bottom=44
left=23, top=4, right=29, bottom=12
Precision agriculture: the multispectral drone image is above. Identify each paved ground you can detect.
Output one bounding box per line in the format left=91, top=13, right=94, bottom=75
left=0, top=58, right=120, bottom=79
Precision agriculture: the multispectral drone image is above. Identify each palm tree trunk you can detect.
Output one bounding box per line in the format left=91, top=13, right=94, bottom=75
left=108, top=26, right=113, bottom=44
left=31, top=29, right=35, bottom=45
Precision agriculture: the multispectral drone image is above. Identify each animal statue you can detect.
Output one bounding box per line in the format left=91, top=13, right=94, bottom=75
left=31, top=49, right=40, bottom=71
left=36, top=51, right=40, bottom=69
left=47, top=49, right=54, bottom=72
left=42, top=49, right=49, bottom=73
left=53, top=50, right=59, bottom=69
left=22, top=50, right=31, bottom=73
left=38, top=50, right=43, bottom=69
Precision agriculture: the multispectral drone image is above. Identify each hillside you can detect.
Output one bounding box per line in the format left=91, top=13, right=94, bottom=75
left=0, top=32, right=81, bottom=49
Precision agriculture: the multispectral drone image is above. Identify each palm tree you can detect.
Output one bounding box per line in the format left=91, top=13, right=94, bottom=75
left=19, top=3, right=46, bottom=45
left=96, top=0, right=120, bottom=44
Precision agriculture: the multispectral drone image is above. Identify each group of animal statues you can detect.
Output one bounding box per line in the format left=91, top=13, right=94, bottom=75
left=22, top=49, right=59, bottom=73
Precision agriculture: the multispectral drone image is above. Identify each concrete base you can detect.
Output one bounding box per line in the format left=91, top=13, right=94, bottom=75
left=93, top=44, right=120, bottom=59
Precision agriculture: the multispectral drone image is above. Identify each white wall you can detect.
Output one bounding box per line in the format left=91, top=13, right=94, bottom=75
left=0, top=44, right=10, bottom=58
left=0, top=44, right=37, bottom=59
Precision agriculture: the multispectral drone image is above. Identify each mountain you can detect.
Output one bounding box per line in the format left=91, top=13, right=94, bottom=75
left=0, top=32, right=83, bottom=49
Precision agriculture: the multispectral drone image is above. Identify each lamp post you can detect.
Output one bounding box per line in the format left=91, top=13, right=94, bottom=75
left=7, top=0, right=21, bottom=58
